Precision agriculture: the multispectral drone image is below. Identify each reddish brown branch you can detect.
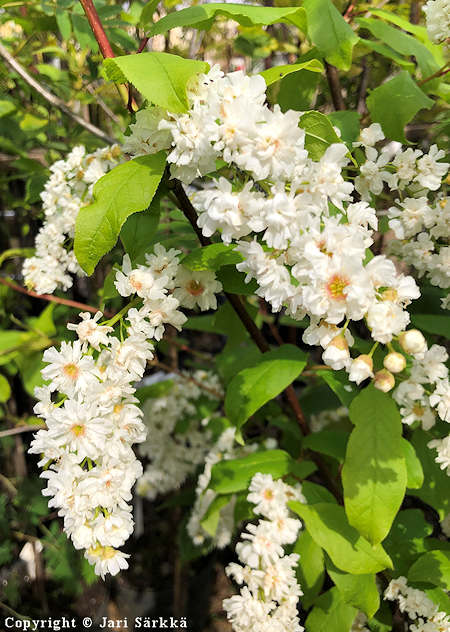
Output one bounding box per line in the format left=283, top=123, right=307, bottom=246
left=419, top=63, right=450, bottom=86
left=325, top=62, right=346, bottom=111
left=79, top=0, right=115, bottom=58
left=0, top=277, right=111, bottom=316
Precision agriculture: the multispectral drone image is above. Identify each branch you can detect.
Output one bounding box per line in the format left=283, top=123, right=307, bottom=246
left=418, top=63, right=450, bottom=86
left=0, top=425, right=45, bottom=439
left=0, top=277, right=112, bottom=316
left=79, top=0, right=115, bottom=58
left=325, top=62, right=346, bottom=111
left=0, top=41, right=115, bottom=145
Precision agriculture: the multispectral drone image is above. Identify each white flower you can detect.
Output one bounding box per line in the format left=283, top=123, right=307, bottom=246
left=349, top=355, right=374, bottom=384
left=173, top=267, right=222, bottom=311
left=123, top=107, right=171, bottom=156
left=67, top=311, right=113, bottom=350
left=84, top=545, right=130, bottom=579
left=399, top=329, right=427, bottom=355
left=423, top=0, right=450, bottom=44
left=41, top=340, right=97, bottom=396
left=429, top=379, right=450, bottom=422
left=114, top=254, right=168, bottom=300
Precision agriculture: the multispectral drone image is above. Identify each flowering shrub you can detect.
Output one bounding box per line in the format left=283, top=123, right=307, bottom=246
left=1, top=0, right=449, bottom=629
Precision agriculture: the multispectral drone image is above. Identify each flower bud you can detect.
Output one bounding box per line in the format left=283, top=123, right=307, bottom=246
left=398, top=330, right=427, bottom=355
left=373, top=369, right=395, bottom=393
left=349, top=355, right=373, bottom=385
left=383, top=352, right=406, bottom=374
left=322, top=334, right=350, bottom=370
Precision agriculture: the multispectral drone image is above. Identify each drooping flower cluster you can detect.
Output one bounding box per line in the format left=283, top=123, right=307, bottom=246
left=122, top=71, right=447, bottom=385
left=28, top=242, right=220, bottom=577
left=223, top=473, right=305, bottom=632
left=384, top=576, right=450, bottom=631
left=29, top=316, right=151, bottom=579
left=137, top=370, right=223, bottom=501
left=422, top=0, right=450, bottom=45
left=23, top=145, right=122, bottom=295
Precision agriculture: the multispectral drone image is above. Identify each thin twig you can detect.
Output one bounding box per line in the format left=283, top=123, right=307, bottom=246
left=0, top=425, right=45, bottom=439
left=0, top=277, right=112, bottom=316
left=0, top=41, right=114, bottom=144
left=418, top=63, right=450, bottom=86
left=86, top=83, right=121, bottom=124
left=0, top=472, right=17, bottom=497
left=325, top=62, right=346, bottom=111
left=357, top=59, right=370, bottom=114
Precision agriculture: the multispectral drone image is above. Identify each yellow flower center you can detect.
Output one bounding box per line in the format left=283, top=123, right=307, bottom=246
left=71, top=424, right=85, bottom=437
left=187, top=280, right=204, bottom=296
left=326, top=274, right=349, bottom=300
left=64, top=363, right=79, bottom=379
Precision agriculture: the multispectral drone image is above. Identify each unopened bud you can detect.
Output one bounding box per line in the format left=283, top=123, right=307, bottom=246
left=399, top=329, right=427, bottom=355
left=383, top=352, right=406, bottom=373
left=374, top=369, right=395, bottom=393
left=322, top=334, right=350, bottom=370
left=349, top=354, right=373, bottom=385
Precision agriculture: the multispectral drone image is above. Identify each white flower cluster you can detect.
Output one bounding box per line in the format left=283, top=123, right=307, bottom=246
left=186, top=429, right=273, bottom=549
left=385, top=576, right=450, bottom=632
left=28, top=317, right=151, bottom=579
left=116, top=245, right=222, bottom=319
left=23, top=145, right=122, bottom=295
left=389, top=197, right=449, bottom=308
left=124, top=74, right=432, bottom=378
left=137, top=371, right=223, bottom=501
left=28, top=242, right=213, bottom=578
left=423, top=0, right=450, bottom=44
left=223, top=473, right=305, bottom=632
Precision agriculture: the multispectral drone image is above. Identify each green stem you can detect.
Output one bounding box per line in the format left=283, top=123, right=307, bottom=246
left=102, top=296, right=140, bottom=328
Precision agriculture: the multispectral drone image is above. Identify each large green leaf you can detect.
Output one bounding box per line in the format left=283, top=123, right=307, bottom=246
left=410, top=429, right=450, bottom=519
left=225, top=344, right=307, bottom=429
left=181, top=243, right=243, bottom=271
left=303, top=0, right=359, bottom=70
left=366, top=71, right=434, bottom=143
left=104, top=52, right=209, bottom=113
left=408, top=550, right=450, bottom=590
left=119, top=200, right=160, bottom=262
left=74, top=153, right=166, bottom=275
left=260, top=59, right=324, bottom=86
left=305, top=587, right=357, bottom=632
left=327, top=559, right=379, bottom=618
left=360, top=39, right=415, bottom=72
left=356, top=17, right=439, bottom=79
left=342, top=386, right=407, bottom=545
left=303, top=429, right=349, bottom=462
left=144, top=3, right=307, bottom=36
left=209, top=449, right=315, bottom=494
left=384, top=509, right=433, bottom=576
left=411, top=314, right=450, bottom=339
left=300, top=111, right=343, bottom=161
left=289, top=502, right=393, bottom=574
left=294, top=530, right=325, bottom=608
left=401, top=438, right=424, bottom=490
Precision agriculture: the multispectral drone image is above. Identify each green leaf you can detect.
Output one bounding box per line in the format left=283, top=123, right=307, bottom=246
left=216, top=265, right=258, bottom=295
left=356, top=17, right=439, bottom=79
left=0, top=100, right=16, bottom=118
left=317, top=369, right=357, bottom=407
left=200, top=494, right=233, bottom=537
left=289, top=502, right=393, bottom=574
left=120, top=200, right=160, bottom=262
left=260, top=59, right=324, bottom=86
left=135, top=379, right=174, bottom=403
left=327, top=111, right=361, bottom=148
left=305, top=587, right=357, bottom=632
left=0, top=374, right=11, bottom=403
left=181, top=243, right=243, bottom=271
left=74, top=153, right=166, bottom=275
left=384, top=508, right=433, bottom=576
left=140, top=0, right=160, bottom=26
left=104, top=52, right=209, bottom=113
left=401, top=438, right=424, bottom=490
left=360, top=39, right=415, bottom=72
left=411, top=314, right=450, bottom=339
left=209, top=449, right=312, bottom=494
left=408, top=550, right=450, bottom=590
left=145, top=4, right=307, bottom=36
left=303, top=429, right=349, bottom=462
left=366, top=71, right=434, bottom=143
left=327, top=558, right=379, bottom=618
left=225, top=344, right=307, bottom=429
left=410, top=429, right=450, bottom=519
left=303, top=0, right=359, bottom=70
left=294, top=530, right=325, bottom=608
left=301, top=481, right=337, bottom=505
left=342, top=386, right=407, bottom=545
left=300, top=111, right=343, bottom=161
